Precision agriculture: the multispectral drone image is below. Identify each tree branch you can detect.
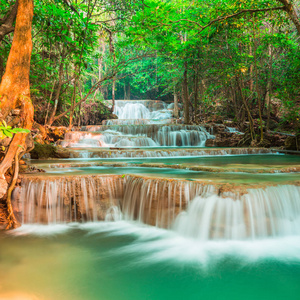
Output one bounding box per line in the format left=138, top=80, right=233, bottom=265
left=0, top=1, right=18, bottom=42
left=169, top=6, right=285, bottom=31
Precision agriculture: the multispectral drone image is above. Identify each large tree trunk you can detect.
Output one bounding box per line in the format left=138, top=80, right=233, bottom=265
left=0, top=0, right=34, bottom=229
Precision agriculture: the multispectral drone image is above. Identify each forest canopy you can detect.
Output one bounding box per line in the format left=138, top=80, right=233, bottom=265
left=0, top=0, right=299, bottom=135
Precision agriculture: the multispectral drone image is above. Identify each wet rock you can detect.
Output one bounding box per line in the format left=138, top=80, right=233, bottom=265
left=30, top=143, right=71, bottom=159
left=47, top=126, right=69, bottom=142
left=206, top=132, right=242, bottom=147
left=285, top=134, right=300, bottom=151
left=56, top=146, right=71, bottom=158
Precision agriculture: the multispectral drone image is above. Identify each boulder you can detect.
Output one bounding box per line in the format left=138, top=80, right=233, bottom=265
left=30, top=143, right=71, bottom=159
left=285, top=134, right=300, bottom=151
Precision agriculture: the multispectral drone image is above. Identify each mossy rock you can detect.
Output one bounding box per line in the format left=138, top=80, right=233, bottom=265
left=30, top=143, right=71, bottom=159
left=285, top=134, right=300, bottom=151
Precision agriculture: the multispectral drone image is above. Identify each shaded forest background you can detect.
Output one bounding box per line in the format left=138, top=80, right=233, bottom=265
left=1, top=0, right=299, bottom=134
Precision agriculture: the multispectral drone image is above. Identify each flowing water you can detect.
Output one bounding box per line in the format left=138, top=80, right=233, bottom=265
left=59, top=100, right=214, bottom=148
left=1, top=99, right=300, bottom=299
left=1, top=223, right=300, bottom=300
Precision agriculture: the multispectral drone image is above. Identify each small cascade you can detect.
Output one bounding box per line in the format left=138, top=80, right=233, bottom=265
left=174, top=185, right=300, bottom=240
left=157, top=125, right=211, bottom=146
left=70, top=147, right=272, bottom=158
left=116, top=102, right=151, bottom=119
left=14, top=176, right=124, bottom=224
left=226, top=127, right=244, bottom=135
left=14, top=175, right=300, bottom=241
left=121, top=176, right=215, bottom=228
left=57, top=100, right=215, bottom=149
left=59, top=132, right=107, bottom=148
left=61, top=124, right=213, bottom=148
left=113, top=100, right=170, bottom=120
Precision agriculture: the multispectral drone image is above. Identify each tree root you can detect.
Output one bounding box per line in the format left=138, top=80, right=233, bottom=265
left=5, top=148, right=21, bottom=230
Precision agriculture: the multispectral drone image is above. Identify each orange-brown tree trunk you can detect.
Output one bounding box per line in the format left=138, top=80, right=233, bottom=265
left=0, top=0, right=34, bottom=229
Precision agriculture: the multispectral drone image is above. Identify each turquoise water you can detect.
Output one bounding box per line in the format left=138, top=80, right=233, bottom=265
left=25, top=165, right=300, bottom=184
left=30, top=154, right=300, bottom=167
left=1, top=222, right=300, bottom=300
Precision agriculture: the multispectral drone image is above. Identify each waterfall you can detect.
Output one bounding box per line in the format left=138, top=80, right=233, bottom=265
left=13, top=175, right=300, bottom=241
left=113, top=100, right=171, bottom=120
left=157, top=125, right=212, bottom=146
left=61, top=124, right=214, bottom=148
left=116, top=103, right=151, bottom=119
left=173, top=185, right=300, bottom=240
left=57, top=99, right=215, bottom=149
left=121, top=176, right=215, bottom=228
left=14, top=176, right=124, bottom=224
left=70, top=147, right=272, bottom=158
left=226, top=127, right=244, bottom=135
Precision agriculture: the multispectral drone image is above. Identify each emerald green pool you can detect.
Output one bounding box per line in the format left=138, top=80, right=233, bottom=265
left=1, top=222, right=300, bottom=300
left=30, top=153, right=300, bottom=166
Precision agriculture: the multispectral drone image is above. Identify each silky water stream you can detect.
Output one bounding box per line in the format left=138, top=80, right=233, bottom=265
left=1, top=100, right=300, bottom=300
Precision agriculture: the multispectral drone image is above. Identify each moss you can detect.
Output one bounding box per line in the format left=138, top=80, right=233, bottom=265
left=30, top=143, right=57, bottom=159
left=30, top=143, right=71, bottom=159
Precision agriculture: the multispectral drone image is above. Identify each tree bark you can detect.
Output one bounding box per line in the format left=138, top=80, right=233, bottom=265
left=48, top=56, right=65, bottom=126
left=193, top=69, right=198, bottom=122
left=183, top=61, right=190, bottom=124
left=252, top=16, right=264, bottom=142
left=173, top=86, right=179, bottom=119
left=277, top=0, right=300, bottom=35
left=266, top=26, right=274, bottom=131
left=0, top=0, right=34, bottom=229
left=0, top=1, right=18, bottom=42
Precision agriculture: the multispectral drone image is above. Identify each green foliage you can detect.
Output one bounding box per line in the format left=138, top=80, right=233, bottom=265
left=1, top=0, right=299, bottom=130
left=0, top=121, right=30, bottom=140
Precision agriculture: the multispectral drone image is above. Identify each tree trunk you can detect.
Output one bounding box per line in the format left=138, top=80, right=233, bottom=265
left=193, top=69, right=198, bottom=122
left=253, top=16, right=264, bottom=142
left=173, top=86, right=179, bottom=119
left=266, top=26, right=274, bottom=131
left=127, top=83, right=131, bottom=100
left=108, top=30, right=116, bottom=113
left=0, top=0, right=34, bottom=229
left=69, top=65, right=79, bottom=129
left=0, top=1, right=18, bottom=42
left=278, top=0, right=300, bottom=35
left=48, top=57, right=65, bottom=126
left=94, top=38, right=105, bottom=99
left=183, top=61, right=190, bottom=124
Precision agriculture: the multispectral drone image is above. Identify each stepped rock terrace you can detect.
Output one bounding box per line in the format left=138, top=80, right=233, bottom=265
left=13, top=174, right=300, bottom=240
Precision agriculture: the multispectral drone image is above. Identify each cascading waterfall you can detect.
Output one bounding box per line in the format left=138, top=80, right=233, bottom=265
left=226, top=127, right=244, bottom=135
left=69, top=147, right=272, bottom=158
left=116, top=102, right=151, bottom=119
left=60, top=124, right=214, bottom=148
left=14, top=175, right=300, bottom=241
left=14, top=176, right=124, bottom=224
left=157, top=125, right=212, bottom=146
left=58, top=100, right=214, bottom=148
left=113, top=100, right=171, bottom=120
left=174, top=185, right=300, bottom=240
